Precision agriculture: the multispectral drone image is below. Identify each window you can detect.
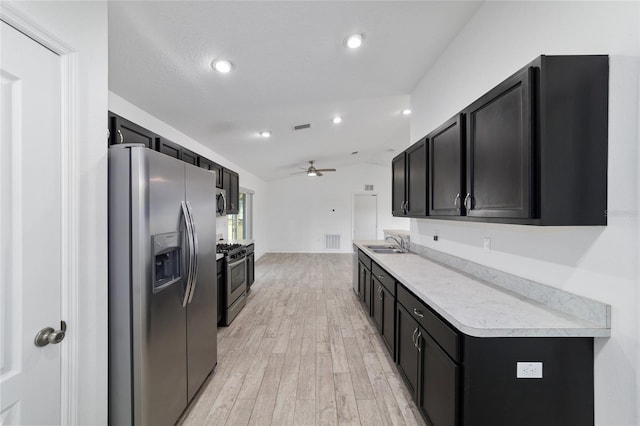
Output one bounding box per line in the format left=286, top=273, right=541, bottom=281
left=228, top=190, right=253, bottom=239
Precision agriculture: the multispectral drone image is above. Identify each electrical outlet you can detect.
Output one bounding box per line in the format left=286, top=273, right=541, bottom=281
left=516, top=362, right=543, bottom=379
left=483, top=237, right=491, bottom=252
left=433, top=230, right=440, bottom=242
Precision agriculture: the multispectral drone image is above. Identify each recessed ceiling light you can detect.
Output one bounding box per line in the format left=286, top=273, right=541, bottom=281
left=401, top=108, right=412, bottom=116
left=344, top=33, right=365, bottom=49
left=332, top=116, right=343, bottom=124
left=259, top=130, right=271, bottom=138
left=211, top=59, right=234, bottom=73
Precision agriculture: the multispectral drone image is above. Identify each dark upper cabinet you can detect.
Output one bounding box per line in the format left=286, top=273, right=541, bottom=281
left=181, top=148, right=198, bottom=166
left=429, top=114, right=466, bottom=217
left=156, top=137, right=200, bottom=166
left=108, top=112, right=155, bottom=149
left=223, top=168, right=239, bottom=214
left=156, top=137, right=181, bottom=159
left=392, top=138, right=428, bottom=217
left=198, top=158, right=223, bottom=188
left=397, top=55, right=608, bottom=226
left=392, top=153, right=406, bottom=216
left=465, top=67, right=533, bottom=219
left=406, top=139, right=428, bottom=216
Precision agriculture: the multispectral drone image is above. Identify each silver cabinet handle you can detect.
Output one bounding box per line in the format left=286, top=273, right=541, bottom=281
left=454, top=193, right=461, bottom=210
left=378, top=275, right=385, bottom=279
left=416, top=331, right=422, bottom=352
left=405, top=201, right=409, bottom=213
left=35, top=321, right=66, bottom=347
left=411, top=327, right=418, bottom=347
left=464, top=193, right=472, bottom=211
left=413, top=308, right=424, bottom=318
left=117, top=129, right=124, bottom=144
left=378, top=286, right=383, bottom=300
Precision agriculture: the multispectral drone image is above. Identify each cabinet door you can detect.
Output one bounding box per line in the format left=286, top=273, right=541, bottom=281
left=419, top=331, right=459, bottom=426
left=359, top=262, right=371, bottom=315
left=429, top=115, right=465, bottom=216
left=405, top=139, right=428, bottom=217
left=372, top=279, right=384, bottom=332
left=381, top=287, right=395, bottom=357
left=156, top=137, right=181, bottom=159
left=246, top=252, right=255, bottom=287
left=396, top=304, right=420, bottom=398
left=109, top=112, right=155, bottom=149
left=213, top=163, right=223, bottom=189
left=223, top=169, right=240, bottom=214
left=392, top=153, right=406, bottom=216
left=465, top=67, right=533, bottom=219
left=182, top=148, right=198, bottom=166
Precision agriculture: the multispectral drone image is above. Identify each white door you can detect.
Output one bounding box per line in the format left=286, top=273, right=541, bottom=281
left=353, top=194, right=377, bottom=240
left=1, top=21, right=64, bottom=424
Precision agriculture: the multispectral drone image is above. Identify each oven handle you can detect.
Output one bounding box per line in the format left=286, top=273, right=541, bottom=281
left=227, top=256, right=246, bottom=271
left=186, top=201, right=199, bottom=304
left=181, top=201, right=195, bottom=307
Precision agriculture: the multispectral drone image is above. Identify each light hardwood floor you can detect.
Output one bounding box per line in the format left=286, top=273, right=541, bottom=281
left=179, top=253, right=425, bottom=426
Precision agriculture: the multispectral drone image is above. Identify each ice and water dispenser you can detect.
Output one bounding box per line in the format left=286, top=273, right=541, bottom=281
left=152, top=232, right=182, bottom=293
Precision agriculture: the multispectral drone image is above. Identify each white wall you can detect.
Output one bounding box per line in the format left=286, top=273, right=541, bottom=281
left=6, top=1, right=109, bottom=424
left=108, top=93, right=269, bottom=259
left=409, top=2, right=640, bottom=425
left=265, top=162, right=408, bottom=253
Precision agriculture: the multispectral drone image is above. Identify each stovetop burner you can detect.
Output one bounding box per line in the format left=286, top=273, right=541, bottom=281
left=216, top=243, right=246, bottom=260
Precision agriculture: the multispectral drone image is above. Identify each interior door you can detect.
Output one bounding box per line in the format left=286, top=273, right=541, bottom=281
left=353, top=194, right=377, bottom=240
left=1, top=21, right=63, bottom=424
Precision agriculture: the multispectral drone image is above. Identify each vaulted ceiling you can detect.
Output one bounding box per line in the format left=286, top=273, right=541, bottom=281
left=109, top=1, right=482, bottom=180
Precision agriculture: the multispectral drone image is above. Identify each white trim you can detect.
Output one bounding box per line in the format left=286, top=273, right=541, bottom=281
left=1, top=5, right=80, bottom=425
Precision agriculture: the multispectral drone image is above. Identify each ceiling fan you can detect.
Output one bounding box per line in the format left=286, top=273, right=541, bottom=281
left=290, top=160, right=337, bottom=177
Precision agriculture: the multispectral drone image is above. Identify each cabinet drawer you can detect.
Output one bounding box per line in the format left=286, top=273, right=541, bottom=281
left=397, top=285, right=460, bottom=362
left=371, top=262, right=395, bottom=296
left=358, top=250, right=372, bottom=270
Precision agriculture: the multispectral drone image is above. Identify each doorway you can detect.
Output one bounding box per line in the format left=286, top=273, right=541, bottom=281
left=353, top=194, right=377, bottom=240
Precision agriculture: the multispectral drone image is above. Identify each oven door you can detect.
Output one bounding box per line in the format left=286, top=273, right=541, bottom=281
left=226, top=256, right=247, bottom=305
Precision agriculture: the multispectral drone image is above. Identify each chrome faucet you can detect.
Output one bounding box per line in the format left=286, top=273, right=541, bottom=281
left=385, top=235, right=407, bottom=252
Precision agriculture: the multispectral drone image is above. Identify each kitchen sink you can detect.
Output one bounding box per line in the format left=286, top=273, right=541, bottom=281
left=365, top=244, right=398, bottom=250
left=371, top=248, right=405, bottom=254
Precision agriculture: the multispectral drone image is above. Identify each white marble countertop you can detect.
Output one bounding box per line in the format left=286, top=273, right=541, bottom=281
left=354, top=240, right=610, bottom=338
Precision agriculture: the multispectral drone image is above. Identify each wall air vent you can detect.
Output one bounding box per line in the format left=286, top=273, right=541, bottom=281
left=325, top=234, right=340, bottom=250
left=293, top=123, right=311, bottom=131
left=365, top=185, right=374, bottom=191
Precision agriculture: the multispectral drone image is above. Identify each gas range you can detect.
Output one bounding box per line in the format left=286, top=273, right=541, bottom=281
left=216, top=243, right=246, bottom=261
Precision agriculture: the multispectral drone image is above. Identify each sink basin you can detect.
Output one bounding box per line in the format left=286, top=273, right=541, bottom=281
left=372, top=248, right=405, bottom=254
left=365, top=244, right=397, bottom=250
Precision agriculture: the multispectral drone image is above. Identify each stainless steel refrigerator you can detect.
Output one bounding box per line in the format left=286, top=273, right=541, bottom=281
left=108, top=144, right=217, bottom=426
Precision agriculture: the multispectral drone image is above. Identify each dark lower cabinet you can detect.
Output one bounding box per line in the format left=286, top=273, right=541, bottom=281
left=358, top=261, right=371, bottom=314
left=216, top=258, right=224, bottom=325
left=246, top=246, right=255, bottom=289
left=380, top=285, right=395, bottom=355
left=396, top=304, right=420, bottom=397
left=419, top=331, right=459, bottom=426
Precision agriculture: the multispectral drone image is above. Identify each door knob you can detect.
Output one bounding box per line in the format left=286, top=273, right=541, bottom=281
left=34, top=321, right=66, bottom=347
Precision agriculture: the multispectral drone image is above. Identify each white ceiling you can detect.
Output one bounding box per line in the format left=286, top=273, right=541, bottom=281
left=108, top=1, right=482, bottom=181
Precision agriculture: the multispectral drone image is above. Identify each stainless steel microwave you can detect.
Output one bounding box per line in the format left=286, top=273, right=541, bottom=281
left=216, top=188, right=227, bottom=216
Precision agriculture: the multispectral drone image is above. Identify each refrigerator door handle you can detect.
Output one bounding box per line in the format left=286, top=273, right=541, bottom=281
left=185, top=201, right=199, bottom=304
left=181, top=201, right=195, bottom=307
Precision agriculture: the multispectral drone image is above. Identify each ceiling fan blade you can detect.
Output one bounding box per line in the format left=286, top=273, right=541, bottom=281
left=290, top=171, right=308, bottom=175
left=314, top=168, right=336, bottom=172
